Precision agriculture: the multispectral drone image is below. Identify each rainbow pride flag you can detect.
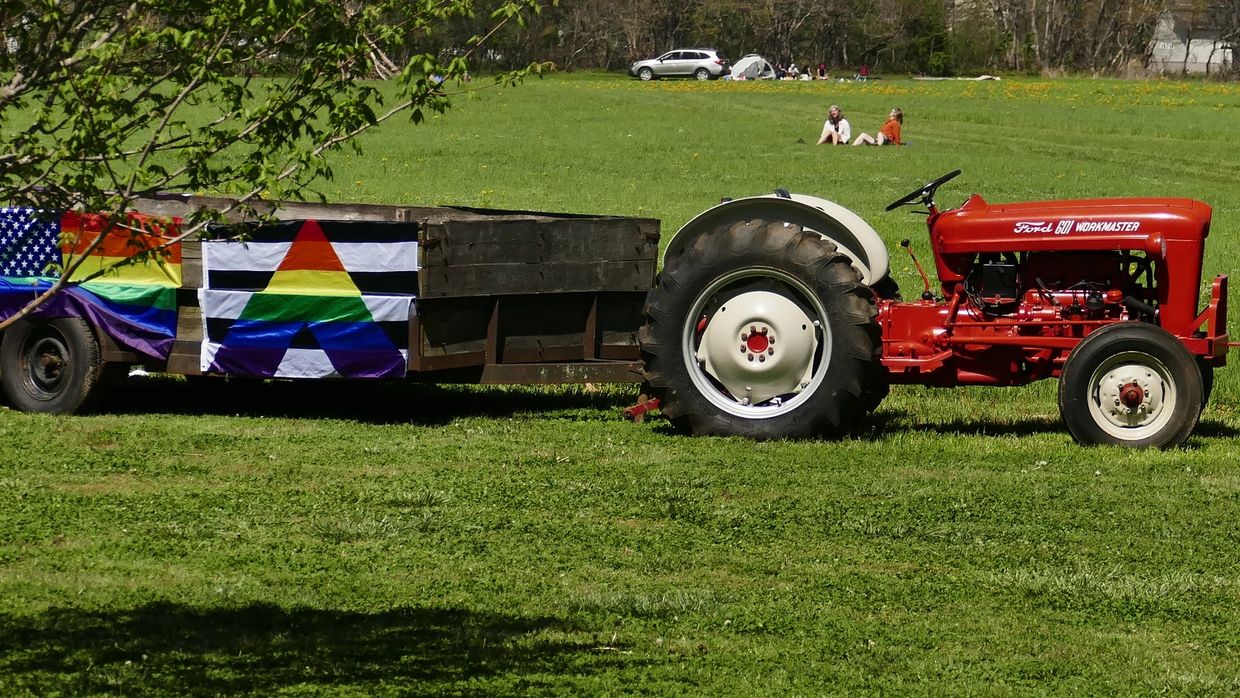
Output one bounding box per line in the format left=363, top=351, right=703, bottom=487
left=0, top=208, right=180, bottom=360
left=200, top=219, right=417, bottom=378
left=62, top=210, right=183, bottom=287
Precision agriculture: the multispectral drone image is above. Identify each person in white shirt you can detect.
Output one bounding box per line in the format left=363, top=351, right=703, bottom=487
left=816, top=105, right=851, bottom=145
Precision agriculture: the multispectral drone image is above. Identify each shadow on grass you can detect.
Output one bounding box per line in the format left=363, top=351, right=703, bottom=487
left=91, top=375, right=639, bottom=426
left=650, top=409, right=1240, bottom=443
left=1190, top=418, right=1240, bottom=439
left=864, top=410, right=1066, bottom=438
left=0, top=602, right=629, bottom=695
left=865, top=410, right=1240, bottom=443
left=647, top=409, right=1069, bottom=440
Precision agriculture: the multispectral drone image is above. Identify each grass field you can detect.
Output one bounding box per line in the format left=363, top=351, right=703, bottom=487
left=3, top=74, right=1240, bottom=695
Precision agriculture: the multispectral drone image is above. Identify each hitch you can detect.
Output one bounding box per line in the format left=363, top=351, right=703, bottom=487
left=623, top=394, right=661, bottom=423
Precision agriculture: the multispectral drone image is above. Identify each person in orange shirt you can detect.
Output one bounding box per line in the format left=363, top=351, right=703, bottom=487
left=853, top=108, right=903, bottom=146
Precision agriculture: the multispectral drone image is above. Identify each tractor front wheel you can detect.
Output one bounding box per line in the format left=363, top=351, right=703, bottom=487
left=1058, top=323, right=1202, bottom=448
left=639, top=218, right=884, bottom=439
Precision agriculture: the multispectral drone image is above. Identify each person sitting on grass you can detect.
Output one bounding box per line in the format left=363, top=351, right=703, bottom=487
left=816, top=104, right=851, bottom=145
left=853, top=107, right=903, bottom=146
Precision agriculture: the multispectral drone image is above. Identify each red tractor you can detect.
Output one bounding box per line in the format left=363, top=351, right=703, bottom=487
left=640, top=170, right=1230, bottom=448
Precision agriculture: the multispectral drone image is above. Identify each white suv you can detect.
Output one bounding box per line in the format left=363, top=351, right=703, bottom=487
left=630, top=49, right=729, bottom=81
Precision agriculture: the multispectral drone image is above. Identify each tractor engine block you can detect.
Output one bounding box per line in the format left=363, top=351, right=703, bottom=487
left=879, top=251, right=1160, bottom=386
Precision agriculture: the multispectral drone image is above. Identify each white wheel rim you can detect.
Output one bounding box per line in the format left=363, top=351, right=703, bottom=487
left=1086, top=351, right=1177, bottom=441
left=681, top=267, right=830, bottom=419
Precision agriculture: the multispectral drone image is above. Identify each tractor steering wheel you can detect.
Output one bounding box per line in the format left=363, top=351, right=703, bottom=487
left=885, top=169, right=962, bottom=212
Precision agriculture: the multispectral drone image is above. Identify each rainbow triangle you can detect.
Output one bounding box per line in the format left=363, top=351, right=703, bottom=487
left=263, top=220, right=359, bottom=296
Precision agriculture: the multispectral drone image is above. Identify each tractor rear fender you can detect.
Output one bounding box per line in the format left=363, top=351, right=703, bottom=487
left=663, top=194, right=890, bottom=285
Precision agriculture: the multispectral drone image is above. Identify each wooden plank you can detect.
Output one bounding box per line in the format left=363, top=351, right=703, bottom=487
left=168, top=302, right=204, bottom=375
left=132, top=193, right=658, bottom=228
left=175, top=304, right=203, bottom=343
left=133, top=194, right=423, bottom=223
left=413, top=293, right=645, bottom=365
left=598, top=292, right=645, bottom=338
left=583, top=296, right=598, bottom=360
left=101, top=349, right=140, bottom=363
left=419, top=260, right=656, bottom=298
left=485, top=299, right=501, bottom=364
left=180, top=239, right=202, bottom=289
left=601, top=330, right=640, bottom=347
left=407, top=314, right=422, bottom=371
left=166, top=347, right=201, bottom=375
left=502, top=346, right=585, bottom=363
left=418, top=351, right=486, bottom=371
left=598, top=345, right=641, bottom=361
left=421, top=218, right=659, bottom=268
left=479, top=362, right=642, bottom=385
left=418, top=298, right=491, bottom=358
left=422, top=337, right=487, bottom=357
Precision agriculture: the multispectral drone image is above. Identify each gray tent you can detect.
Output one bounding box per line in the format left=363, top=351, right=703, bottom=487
left=729, top=54, right=775, bottom=80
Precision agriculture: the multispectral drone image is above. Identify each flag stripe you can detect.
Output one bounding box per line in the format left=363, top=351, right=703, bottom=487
left=318, top=220, right=419, bottom=243
left=263, top=270, right=359, bottom=296
left=217, top=320, right=404, bottom=349
left=207, top=269, right=419, bottom=294
left=82, top=281, right=178, bottom=311
left=203, top=240, right=418, bottom=274
left=239, top=293, right=373, bottom=322
left=205, top=345, right=286, bottom=377
left=0, top=276, right=176, bottom=360
left=203, top=241, right=292, bottom=272
left=344, top=271, right=420, bottom=295
left=62, top=211, right=183, bottom=263
left=205, top=270, right=276, bottom=291
left=205, top=342, right=408, bottom=379
left=205, top=317, right=408, bottom=348
left=70, top=255, right=182, bottom=287
left=205, top=220, right=419, bottom=244
left=201, top=291, right=411, bottom=323
left=273, top=348, right=408, bottom=379
left=275, top=349, right=342, bottom=378
left=360, top=295, right=415, bottom=322
left=74, top=286, right=178, bottom=338
left=332, top=242, right=419, bottom=272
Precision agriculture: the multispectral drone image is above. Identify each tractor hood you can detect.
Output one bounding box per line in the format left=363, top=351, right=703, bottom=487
left=935, top=194, right=1212, bottom=255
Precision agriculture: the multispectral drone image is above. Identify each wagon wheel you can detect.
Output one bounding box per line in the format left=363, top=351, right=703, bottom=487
left=0, top=317, right=103, bottom=414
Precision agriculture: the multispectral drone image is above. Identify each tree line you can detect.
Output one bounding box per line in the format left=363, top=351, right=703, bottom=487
left=4, top=1, right=1235, bottom=79
left=476, top=0, right=1238, bottom=77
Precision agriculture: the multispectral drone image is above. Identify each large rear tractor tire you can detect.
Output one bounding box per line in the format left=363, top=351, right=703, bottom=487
left=1058, top=323, right=1202, bottom=448
left=0, top=317, right=103, bottom=414
left=639, top=219, right=885, bottom=439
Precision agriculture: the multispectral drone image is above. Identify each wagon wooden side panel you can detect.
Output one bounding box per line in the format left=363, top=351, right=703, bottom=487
left=414, top=215, right=658, bottom=383
left=137, top=194, right=659, bottom=385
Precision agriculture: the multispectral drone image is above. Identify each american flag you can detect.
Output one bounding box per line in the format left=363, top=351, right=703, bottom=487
left=0, top=208, right=60, bottom=278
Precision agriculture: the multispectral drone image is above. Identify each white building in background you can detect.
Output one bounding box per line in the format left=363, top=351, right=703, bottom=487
left=1149, top=10, right=1232, bottom=74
